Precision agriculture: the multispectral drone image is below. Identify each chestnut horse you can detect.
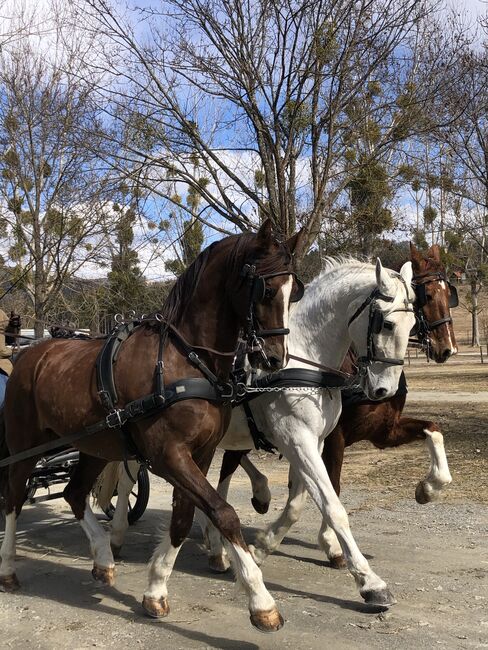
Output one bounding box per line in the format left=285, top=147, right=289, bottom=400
left=0, top=220, right=303, bottom=632
left=212, top=243, right=456, bottom=570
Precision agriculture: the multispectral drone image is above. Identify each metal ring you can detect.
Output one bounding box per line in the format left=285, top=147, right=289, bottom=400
left=155, top=313, right=164, bottom=322
left=114, top=313, right=124, bottom=324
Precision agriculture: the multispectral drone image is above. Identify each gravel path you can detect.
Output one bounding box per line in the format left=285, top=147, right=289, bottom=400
left=1, top=447, right=487, bottom=650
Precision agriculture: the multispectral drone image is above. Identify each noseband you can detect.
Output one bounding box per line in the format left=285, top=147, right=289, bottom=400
left=348, top=280, right=414, bottom=375
left=412, top=272, right=458, bottom=346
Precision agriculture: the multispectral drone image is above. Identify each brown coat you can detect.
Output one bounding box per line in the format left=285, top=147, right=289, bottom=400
left=0, top=309, right=13, bottom=376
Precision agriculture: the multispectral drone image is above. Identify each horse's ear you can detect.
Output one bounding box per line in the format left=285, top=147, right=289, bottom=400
left=426, top=244, right=441, bottom=262
left=375, top=258, right=396, bottom=296
left=285, top=227, right=306, bottom=256
left=400, top=261, right=413, bottom=287
left=409, top=241, right=424, bottom=270
left=256, top=218, right=274, bottom=246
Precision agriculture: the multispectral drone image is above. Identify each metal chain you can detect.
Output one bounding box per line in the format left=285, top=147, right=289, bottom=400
left=239, top=384, right=324, bottom=395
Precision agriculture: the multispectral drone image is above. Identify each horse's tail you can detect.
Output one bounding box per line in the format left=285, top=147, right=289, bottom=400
left=0, top=408, right=9, bottom=508
left=91, top=461, right=121, bottom=511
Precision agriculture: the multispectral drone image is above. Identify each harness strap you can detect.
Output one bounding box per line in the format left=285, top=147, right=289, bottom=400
left=0, top=378, right=230, bottom=469
left=96, top=321, right=138, bottom=410
left=242, top=400, right=277, bottom=454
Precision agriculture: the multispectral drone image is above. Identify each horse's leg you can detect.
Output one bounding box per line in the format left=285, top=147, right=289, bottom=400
left=63, top=453, right=114, bottom=585
left=202, top=450, right=247, bottom=573
left=109, top=461, right=139, bottom=557
left=250, top=465, right=308, bottom=565
left=143, top=486, right=193, bottom=618
left=282, top=433, right=395, bottom=606
left=318, top=427, right=348, bottom=569
left=376, top=417, right=452, bottom=503
left=202, top=450, right=271, bottom=573
left=147, top=447, right=283, bottom=632
left=240, top=453, right=271, bottom=514
left=0, top=458, right=38, bottom=591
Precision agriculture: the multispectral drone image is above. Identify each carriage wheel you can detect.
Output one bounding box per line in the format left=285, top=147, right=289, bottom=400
left=104, top=464, right=150, bottom=525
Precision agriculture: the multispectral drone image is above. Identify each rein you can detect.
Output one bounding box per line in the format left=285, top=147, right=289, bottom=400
left=287, top=353, right=351, bottom=379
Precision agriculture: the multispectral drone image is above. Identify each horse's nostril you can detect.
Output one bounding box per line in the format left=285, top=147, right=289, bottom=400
left=442, top=349, right=451, bottom=360
left=374, top=387, right=388, bottom=399
left=268, top=356, right=283, bottom=370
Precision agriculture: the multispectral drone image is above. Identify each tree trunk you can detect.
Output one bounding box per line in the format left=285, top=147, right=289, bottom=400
left=471, top=278, right=481, bottom=347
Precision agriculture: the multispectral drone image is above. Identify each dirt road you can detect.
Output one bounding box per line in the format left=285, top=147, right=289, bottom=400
left=2, top=394, right=488, bottom=650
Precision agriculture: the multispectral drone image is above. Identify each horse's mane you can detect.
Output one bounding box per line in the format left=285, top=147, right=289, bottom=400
left=160, top=232, right=292, bottom=326
left=306, top=257, right=415, bottom=302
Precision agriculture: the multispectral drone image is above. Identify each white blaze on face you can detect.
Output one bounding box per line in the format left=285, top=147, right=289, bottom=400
left=439, top=281, right=457, bottom=354
left=279, top=275, right=293, bottom=361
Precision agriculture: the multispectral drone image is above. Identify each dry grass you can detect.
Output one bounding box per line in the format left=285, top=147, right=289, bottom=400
left=405, top=361, right=488, bottom=392
left=340, top=359, right=488, bottom=505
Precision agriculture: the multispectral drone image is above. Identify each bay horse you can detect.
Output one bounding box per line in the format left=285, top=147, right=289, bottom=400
left=0, top=220, right=303, bottom=632
left=209, top=243, right=456, bottom=570
left=99, top=257, right=417, bottom=608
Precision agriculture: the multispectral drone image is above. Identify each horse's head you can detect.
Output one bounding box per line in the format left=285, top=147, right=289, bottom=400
left=348, top=259, right=415, bottom=400
left=231, top=219, right=305, bottom=371
left=410, top=243, right=457, bottom=363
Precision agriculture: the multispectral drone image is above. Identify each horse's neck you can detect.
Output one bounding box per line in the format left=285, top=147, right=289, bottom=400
left=288, top=272, right=374, bottom=370
left=177, top=283, right=239, bottom=377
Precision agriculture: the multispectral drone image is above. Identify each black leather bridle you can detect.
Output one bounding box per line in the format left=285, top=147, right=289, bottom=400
left=348, top=279, right=414, bottom=375
left=242, top=264, right=305, bottom=366
left=411, top=272, right=458, bottom=349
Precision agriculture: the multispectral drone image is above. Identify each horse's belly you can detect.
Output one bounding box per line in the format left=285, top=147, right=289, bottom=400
left=219, top=406, right=254, bottom=450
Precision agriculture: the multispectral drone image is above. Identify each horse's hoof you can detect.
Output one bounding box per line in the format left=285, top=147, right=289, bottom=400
left=0, top=573, right=20, bottom=592
left=329, top=554, right=347, bottom=570
left=251, top=496, right=270, bottom=514
left=208, top=554, right=230, bottom=573
left=142, top=595, right=170, bottom=618
left=248, top=544, right=265, bottom=566
left=250, top=608, right=284, bottom=633
left=91, top=565, right=115, bottom=586
left=415, top=481, right=433, bottom=504
left=361, top=588, right=396, bottom=607
left=110, top=544, right=122, bottom=559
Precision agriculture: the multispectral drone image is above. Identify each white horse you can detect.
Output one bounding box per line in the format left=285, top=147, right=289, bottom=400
left=97, top=258, right=416, bottom=607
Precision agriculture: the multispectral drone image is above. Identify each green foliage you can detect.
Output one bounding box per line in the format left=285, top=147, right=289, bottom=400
left=282, top=99, right=312, bottom=134
left=397, top=164, right=416, bottom=182
left=367, top=81, right=382, bottom=97
left=3, top=148, right=19, bottom=168
left=444, top=229, right=462, bottom=252
left=107, top=208, right=145, bottom=312
left=313, top=20, right=338, bottom=65
left=347, top=159, right=393, bottom=236
left=254, top=169, right=265, bottom=189
left=7, top=197, right=23, bottom=215
left=411, top=178, right=422, bottom=193
left=412, top=228, right=428, bottom=249
left=423, top=205, right=437, bottom=226
left=165, top=219, right=204, bottom=277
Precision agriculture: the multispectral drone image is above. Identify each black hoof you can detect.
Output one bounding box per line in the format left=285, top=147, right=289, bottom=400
left=251, top=497, right=270, bottom=514
left=362, top=588, right=396, bottom=607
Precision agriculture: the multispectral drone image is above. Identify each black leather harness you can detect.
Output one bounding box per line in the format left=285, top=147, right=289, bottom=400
left=236, top=367, right=350, bottom=453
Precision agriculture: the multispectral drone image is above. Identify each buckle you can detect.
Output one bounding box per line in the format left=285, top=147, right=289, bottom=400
left=218, top=383, right=235, bottom=399
left=106, top=409, right=127, bottom=428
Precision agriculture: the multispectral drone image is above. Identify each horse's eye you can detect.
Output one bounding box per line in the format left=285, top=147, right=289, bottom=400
left=264, top=286, right=276, bottom=300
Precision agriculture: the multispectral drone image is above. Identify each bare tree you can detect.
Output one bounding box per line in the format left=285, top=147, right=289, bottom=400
left=0, top=31, right=115, bottom=337
left=77, top=0, right=468, bottom=260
